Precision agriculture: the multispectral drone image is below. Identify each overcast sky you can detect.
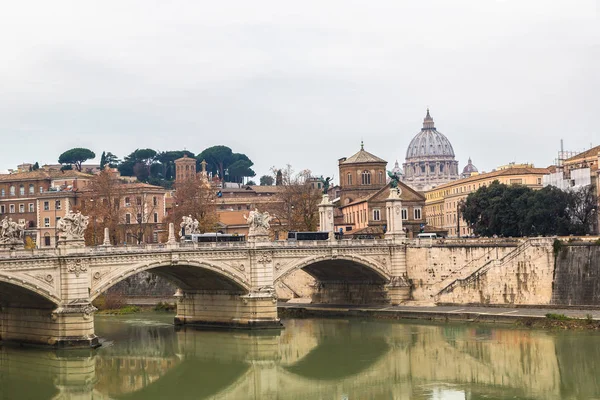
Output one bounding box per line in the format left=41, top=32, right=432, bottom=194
left=1, top=1, right=598, bottom=181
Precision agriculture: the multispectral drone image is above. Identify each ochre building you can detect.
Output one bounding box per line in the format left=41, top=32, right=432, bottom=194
left=425, top=165, right=549, bottom=237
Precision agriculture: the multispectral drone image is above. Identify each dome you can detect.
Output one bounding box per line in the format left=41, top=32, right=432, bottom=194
left=405, top=109, right=456, bottom=160
left=391, top=160, right=403, bottom=176
left=462, top=158, right=478, bottom=175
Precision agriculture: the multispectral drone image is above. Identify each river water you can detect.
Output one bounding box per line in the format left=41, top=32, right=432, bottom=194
left=1, top=313, right=600, bottom=399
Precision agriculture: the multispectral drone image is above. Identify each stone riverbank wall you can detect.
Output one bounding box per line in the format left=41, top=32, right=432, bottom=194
left=408, top=238, right=600, bottom=306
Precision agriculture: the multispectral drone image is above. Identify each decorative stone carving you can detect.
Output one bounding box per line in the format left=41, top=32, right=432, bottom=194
left=67, top=259, right=88, bottom=277
left=0, top=216, right=26, bottom=245
left=257, top=253, right=272, bottom=264
left=236, top=263, right=245, bottom=272
left=57, top=211, right=89, bottom=240
left=244, top=209, right=272, bottom=236
left=180, top=215, right=200, bottom=235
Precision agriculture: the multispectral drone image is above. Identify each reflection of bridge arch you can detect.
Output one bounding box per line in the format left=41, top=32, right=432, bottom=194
left=275, top=255, right=391, bottom=284
left=91, top=259, right=251, bottom=301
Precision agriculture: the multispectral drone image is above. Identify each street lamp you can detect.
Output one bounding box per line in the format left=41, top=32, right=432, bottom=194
left=89, top=198, right=96, bottom=245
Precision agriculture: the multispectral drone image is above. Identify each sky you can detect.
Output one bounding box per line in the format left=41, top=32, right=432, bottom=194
left=1, top=0, right=598, bottom=182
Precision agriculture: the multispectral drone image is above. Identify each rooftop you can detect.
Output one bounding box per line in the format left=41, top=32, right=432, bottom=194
left=341, top=142, right=386, bottom=165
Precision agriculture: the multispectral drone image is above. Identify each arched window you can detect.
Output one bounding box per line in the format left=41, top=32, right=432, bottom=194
left=361, top=170, right=371, bottom=185
left=378, top=171, right=383, bottom=184
left=29, top=184, right=34, bottom=194
left=347, top=173, right=352, bottom=186
left=19, top=185, right=24, bottom=195
left=9, top=186, right=15, bottom=196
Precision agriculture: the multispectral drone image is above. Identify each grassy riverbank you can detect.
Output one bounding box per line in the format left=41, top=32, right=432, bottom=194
left=94, top=294, right=176, bottom=315
left=279, top=306, right=600, bottom=330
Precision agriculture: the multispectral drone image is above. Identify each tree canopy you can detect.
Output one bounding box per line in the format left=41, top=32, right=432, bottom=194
left=197, top=146, right=255, bottom=183
left=58, top=148, right=96, bottom=171
left=461, top=181, right=596, bottom=237
left=260, top=175, right=274, bottom=186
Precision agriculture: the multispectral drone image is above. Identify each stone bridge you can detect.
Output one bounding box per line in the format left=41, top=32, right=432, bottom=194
left=0, top=191, right=411, bottom=348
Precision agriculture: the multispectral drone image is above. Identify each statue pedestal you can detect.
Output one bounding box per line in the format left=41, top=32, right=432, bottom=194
left=0, top=242, right=21, bottom=251
left=248, top=231, right=270, bottom=247
left=385, top=188, right=406, bottom=242
left=57, top=238, right=86, bottom=255
left=318, top=194, right=336, bottom=240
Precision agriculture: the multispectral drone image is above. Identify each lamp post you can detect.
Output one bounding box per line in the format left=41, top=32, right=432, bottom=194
left=457, top=199, right=465, bottom=238
left=89, top=198, right=96, bottom=245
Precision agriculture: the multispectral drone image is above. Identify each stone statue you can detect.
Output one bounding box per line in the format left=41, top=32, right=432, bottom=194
left=319, top=176, right=332, bottom=194
left=180, top=215, right=200, bottom=235
left=56, top=211, right=89, bottom=241
left=0, top=216, right=26, bottom=245
left=244, top=208, right=272, bottom=235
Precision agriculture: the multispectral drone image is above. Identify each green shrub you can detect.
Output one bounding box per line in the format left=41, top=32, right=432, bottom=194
left=545, top=313, right=571, bottom=321
left=154, top=302, right=176, bottom=312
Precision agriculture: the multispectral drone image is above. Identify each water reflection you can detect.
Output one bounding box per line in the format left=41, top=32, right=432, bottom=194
left=1, top=314, right=600, bottom=399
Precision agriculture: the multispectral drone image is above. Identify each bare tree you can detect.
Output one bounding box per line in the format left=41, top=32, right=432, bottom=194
left=128, top=193, right=160, bottom=244
left=77, top=169, right=125, bottom=245
left=169, top=177, right=218, bottom=235
left=265, top=165, right=321, bottom=233
left=567, top=185, right=598, bottom=234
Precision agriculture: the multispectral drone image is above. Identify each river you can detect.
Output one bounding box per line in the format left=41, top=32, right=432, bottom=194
left=1, top=313, right=600, bottom=399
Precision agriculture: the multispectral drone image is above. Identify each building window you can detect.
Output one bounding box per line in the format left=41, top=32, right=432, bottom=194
left=430, top=165, right=435, bottom=173
left=1, top=189, right=4, bottom=197
left=44, top=217, right=50, bottom=227
left=29, top=184, right=34, bottom=194
left=19, top=204, right=24, bottom=213
left=361, top=170, right=371, bottom=185
left=136, top=197, right=142, bottom=206
left=537, top=178, right=542, bottom=185
left=136, top=213, right=142, bottom=223
left=44, top=233, right=51, bottom=247
left=55, top=200, right=61, bottom=210
left=510, top=179, right=523, bottom=185
left=9, top=186, right=15, bottom=196
left=378, top=171, right=384, bottom=184
left=401, top=208, right=408, bottom=220
left=44, top=201, right=49, bottom=211
left=373, top=209, right=381, bottom=221
left=39, top=186, right=44, bottom=193
left=9, top=204, right=15, bottom=213
left=153, top=212, right=158, bottom=223
left=125, top=214, right=131, bottom=224
left=19, top=185, right=24, bottom=195
left=153, top=196, right=158, bottom=206
left=414, top=208, right=422, bottom=220
left=124, top=197, right=130, bottom=206
left=0, top=205, right=4, bottom=214
left=347, top=173, right=352, bottom=185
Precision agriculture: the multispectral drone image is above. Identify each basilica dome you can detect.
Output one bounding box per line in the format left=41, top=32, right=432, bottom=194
left=401, top=109, right=460, bottom=191
left=405, top=109, right=456, bottom=160
left=461, top=158, right=478, bottom=178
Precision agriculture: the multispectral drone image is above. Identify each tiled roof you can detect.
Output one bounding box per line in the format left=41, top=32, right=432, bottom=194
left=217, top=210, right=248, bottom=226
left=341, top=145, right=386, bottom=165
left=430, top=167, right=550, bottom=191
left=565, top=145, right=600, bottom=162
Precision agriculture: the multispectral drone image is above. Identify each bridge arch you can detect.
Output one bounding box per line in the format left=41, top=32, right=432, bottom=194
left=91, top=259, right=251, bottom=301
left=275, top=254, right=391, bottom=305
left=0, top=273, right=60, bottom=307
left=275, top=254, right=390, bottom=285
